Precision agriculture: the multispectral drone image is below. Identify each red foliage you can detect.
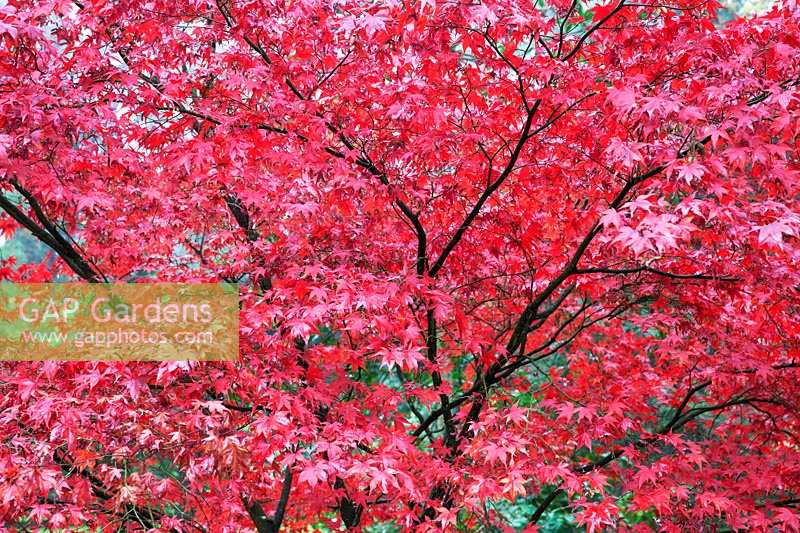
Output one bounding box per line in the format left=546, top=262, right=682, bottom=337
left=1, top=0, right=800, bottom=530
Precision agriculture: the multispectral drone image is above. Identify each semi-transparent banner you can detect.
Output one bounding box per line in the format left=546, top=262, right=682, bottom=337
left=0, top=283, right=239, bottom=361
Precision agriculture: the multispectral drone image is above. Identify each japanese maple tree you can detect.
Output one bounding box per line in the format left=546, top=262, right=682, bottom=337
left=1, top=0, right=800, bottom=530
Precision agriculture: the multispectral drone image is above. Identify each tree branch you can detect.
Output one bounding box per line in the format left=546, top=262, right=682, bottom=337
left=527, top=388, right=777, bottom=525
left=0, top=183, right=104, bottom=281
left=575, top=265, right=740, bottom=282
left=561, top=1, right=627, bottom=62
left=429, top=98, right=543, bottom=277
left=242, top=468, right=293, bottom=533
